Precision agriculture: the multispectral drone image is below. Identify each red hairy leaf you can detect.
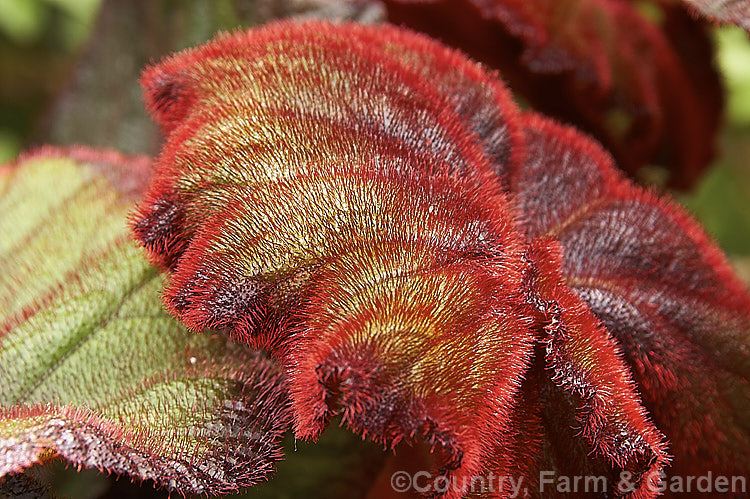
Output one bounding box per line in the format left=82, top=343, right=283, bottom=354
left=133, top=21, right=538, bottom=492
left=130, top=21, right=685, bottom=497
left=379, top=0, right=723, bottom=189
left=511, top=112, right=750, bottom=480
left=524, top=238, right=669, bottom=494
left=133, top=20, right=526, bottom=269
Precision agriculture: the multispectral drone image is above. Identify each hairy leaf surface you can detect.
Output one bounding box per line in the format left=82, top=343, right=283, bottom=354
left=132, top=22, right=676, bottom=498
left=512, top=113, right=750, bottom=479
left=0, top=148, right=291, bottom=495
left=380, top=0, right=723, bottom=189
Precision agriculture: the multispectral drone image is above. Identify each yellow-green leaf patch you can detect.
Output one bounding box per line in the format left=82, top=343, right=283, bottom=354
left=0, top=147, right=291, bottom=495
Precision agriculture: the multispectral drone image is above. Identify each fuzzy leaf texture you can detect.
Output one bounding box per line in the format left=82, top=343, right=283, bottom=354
left=127, top=21, right=748, bottom=498
left=0, top=148, right=291, bottom=495
left=511, top=113, right=750, bottom=482
left=377, top=0, right=724, bottom=189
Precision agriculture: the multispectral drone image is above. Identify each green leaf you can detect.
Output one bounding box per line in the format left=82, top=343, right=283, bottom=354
left=0, top=147, right=291, bottom=495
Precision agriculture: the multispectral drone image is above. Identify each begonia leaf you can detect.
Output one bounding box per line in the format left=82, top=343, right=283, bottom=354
left=132, top=21, right=534, bottom=494
left=379, top=0, right=723, bottom=189
left=131, top=21, right=672, bottom=498
left=511, top=112, right=750, bottom=479
left=0, top=148, right=291, bottom=495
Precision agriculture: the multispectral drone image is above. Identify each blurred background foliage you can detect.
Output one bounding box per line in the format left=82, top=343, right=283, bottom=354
left=0, top=0, right=102, bottom=162
left=681, top=27, right=750, bottom=265
left=0, top=0, right=749, bottom=497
